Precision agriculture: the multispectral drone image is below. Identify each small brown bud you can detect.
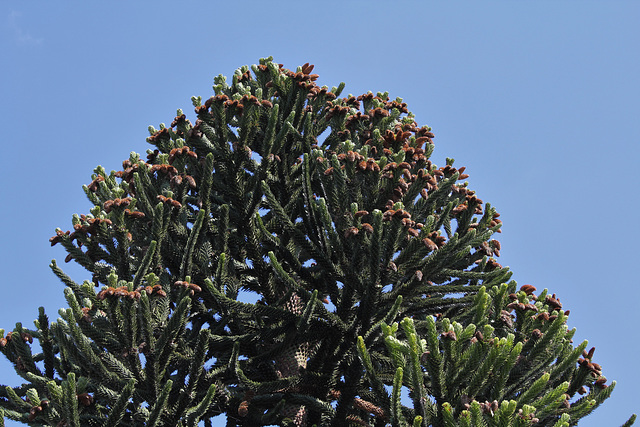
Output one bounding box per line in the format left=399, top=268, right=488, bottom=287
left=361, top=223, right=374, bottom=233
left=422, top=237, right=438, bottom=251
left=344, top=227, right=359, bottom=238
left=545, top=294, right=562, bottom=310
left=520, top=284, right=536, bottom=295
left=441, top=330, right=457, bottom=340
left=28, top=405, right=43, bottom=421
left=21, top=332, right=33, bottom=344
left=77, top=393, right=94, bottom=407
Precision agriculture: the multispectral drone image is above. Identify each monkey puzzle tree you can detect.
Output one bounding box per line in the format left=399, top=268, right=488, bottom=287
left=0, top=58, right=635, bottom=427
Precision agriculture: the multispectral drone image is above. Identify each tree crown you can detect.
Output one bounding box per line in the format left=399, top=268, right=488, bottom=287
left=0, top=57, right=634, bottom=427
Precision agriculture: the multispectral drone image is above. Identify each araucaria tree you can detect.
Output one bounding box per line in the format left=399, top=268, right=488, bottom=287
left=0, top=58, right=635, bottom=427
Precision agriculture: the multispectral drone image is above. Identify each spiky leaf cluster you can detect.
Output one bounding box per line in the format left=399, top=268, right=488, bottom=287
left=357, top=283, right=632, bottom=426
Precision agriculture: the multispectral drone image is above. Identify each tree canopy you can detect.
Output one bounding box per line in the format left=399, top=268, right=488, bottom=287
left=0, top=58, right=634, bottom=427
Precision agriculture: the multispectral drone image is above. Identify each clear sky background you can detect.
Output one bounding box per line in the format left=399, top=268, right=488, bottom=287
left=1, top=2, right=638, bottom=426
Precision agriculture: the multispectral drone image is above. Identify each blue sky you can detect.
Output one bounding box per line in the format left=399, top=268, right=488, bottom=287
left=1, top=2, right=638, bottom=425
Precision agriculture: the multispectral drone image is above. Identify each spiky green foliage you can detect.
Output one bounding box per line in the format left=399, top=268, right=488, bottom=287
left=0, top=58, right=633, bottom=426
left=359, top=284, right=629, bottom=426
